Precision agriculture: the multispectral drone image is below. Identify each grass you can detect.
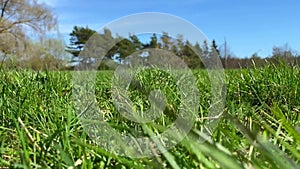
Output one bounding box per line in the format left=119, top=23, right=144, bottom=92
left=0, top=63, right=299, bottom=168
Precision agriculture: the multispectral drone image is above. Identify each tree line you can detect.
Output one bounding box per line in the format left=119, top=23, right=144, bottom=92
left=67, top=26, right=300, bottom=70
left=67, top=26, right=211, bottom=69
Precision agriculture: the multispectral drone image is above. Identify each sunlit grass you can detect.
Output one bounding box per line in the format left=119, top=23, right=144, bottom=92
left=0, top=63, right=299, bottom=168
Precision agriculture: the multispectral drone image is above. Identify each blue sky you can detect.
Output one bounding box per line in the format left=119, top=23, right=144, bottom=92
left=40, top=0, right=300, bottom=58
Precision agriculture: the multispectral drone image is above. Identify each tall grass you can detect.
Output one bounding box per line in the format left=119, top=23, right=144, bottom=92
left=0, top=63, right=299, bottom=168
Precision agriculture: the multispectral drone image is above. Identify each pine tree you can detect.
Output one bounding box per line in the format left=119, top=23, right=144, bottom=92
left=69, top=26, right=96, bottom=46
left=150, top=33, right=158, bottom=48
left=129, top=34, right=143, bottom=50
left=211, top=39, right=220, bottom=56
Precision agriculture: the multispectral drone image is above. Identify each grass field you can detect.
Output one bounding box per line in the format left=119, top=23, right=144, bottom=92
left=0, top=63, right=300, bottom=168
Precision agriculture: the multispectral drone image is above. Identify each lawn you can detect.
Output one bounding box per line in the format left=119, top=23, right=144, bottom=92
left=0, top=63, right=299, bottom=168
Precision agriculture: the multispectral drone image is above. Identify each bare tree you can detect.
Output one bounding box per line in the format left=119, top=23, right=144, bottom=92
left=272, top=43, right=296, bottom=58
left=219, top=38, right=234, bottom=68
left=224, top=38, right=227, bottom=68
left=12, top=38, right=67, bottom=69
left=0, top=0, right=57, bottom=55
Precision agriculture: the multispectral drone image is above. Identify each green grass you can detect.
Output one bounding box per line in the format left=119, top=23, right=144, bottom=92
left=0, top=63, right=299, bottom=168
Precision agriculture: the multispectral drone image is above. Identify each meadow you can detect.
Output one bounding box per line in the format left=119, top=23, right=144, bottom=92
left=0, top=63, right=299, bottom=168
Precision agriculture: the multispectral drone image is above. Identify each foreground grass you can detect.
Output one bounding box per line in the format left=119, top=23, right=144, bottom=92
left=0, top=63, right=299, bottom=168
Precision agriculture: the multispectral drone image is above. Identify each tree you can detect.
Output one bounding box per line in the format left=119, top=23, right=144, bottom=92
left=129, top=34, right=143, bottom=50
left=182, top=40, right=194, bottom=57
left=171, top=44, right=178, bottom=56
left=181, top=41, right=203, bottom=68
left=149, top=33, right=159, bottom=48
left=221, top=38, right=228, bottom=68
left=202, top=40, right=209, bottom=59
left=194, top=42, right=202, bottom=56
left=69, top=26, right=96, bottom=46
left=161, top=32, right=172, bottom=50
left=272, top=43, right=295, bottom=59
left=109, top=38, right=136, bottom=60
left=67, top=27, right=119, bottom=69
left=211, top=39, right=220, bottom=56
left=5, top=38, right=67, bottom=70
left=271, top=44, right=296, bottom=65
left=219, top=38, right=235, bottom=68
left=66, top=26, right=97, bottom=57
left=176, top=34, right=184, bottom=56
left=0, top=0, right=57, bottom=55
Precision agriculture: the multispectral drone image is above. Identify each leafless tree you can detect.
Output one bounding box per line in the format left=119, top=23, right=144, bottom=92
left=219, top=38, right=234, bottom=68
left=0, top=0, right=57, bottom=55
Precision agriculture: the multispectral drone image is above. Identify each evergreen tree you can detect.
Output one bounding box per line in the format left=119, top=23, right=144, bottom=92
left=194, top=42, right=202, bottom=57
left=129, top=34, right=143, bottom=50
left=182, top=40, right=194, bottom=57
left=150, top=33, right=159, bottom=48
left=69, top=26, right=97, bottom=46
left=108, top=38, right=136, bottom=59
left=211, top=39, right=220, bottom=56
left=202, top=40, right=209, bottom=59
left=66, top=26, right=97, bottom=57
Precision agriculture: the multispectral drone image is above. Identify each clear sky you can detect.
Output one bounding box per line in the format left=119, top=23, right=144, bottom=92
left=40, top=0, right=300, bottom=58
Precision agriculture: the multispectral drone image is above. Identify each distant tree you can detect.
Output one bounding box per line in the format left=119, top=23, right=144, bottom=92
left=13, top=38, right=67, bottom=70
left=161, top=32, right=172, bottom=50
left=251, top=52, right=260, bottom=59
left=107, top=38, right=136, bottom=60
left=171, top=44, right=178, bottom=56
left=219, top=38, right=229, bottom=68
left=129, top=34, right=143, bottom=50
left=69, top=26, right=96, bottom=47
left=96, top=28, right=115, bottom=57
left=271, top=43, right=296, bottom=64
left=202, top=40, right=209, bottom=60
left=66, top=26, right=97, bottom=58
left=181, top=40, right=203, bottom=68
left=149, top=33, right=159, bottom=48
left=0, top=0, right=57, bottom=55
left=182, top=40, right=194, bottom=57
left=176, top=34, right=185, bottom=56
left=211, top=39, right=220, bottom=56
left=66, top=27, right=118, bottom=69
left=102, top=28, right=114, bottom=41
left=272, top=43, right=295, bottom=58
left=250, top=52, right=265, bottom=67
left=194, top=42, right=202, bottom=56
left=208, top=40, right=221, bottom=68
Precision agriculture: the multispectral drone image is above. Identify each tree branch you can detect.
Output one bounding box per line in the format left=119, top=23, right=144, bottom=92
left=0, top=0, right=10, bottom=19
